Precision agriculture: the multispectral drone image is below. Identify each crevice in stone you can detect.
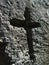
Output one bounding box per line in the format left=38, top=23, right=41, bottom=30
left=0, top=41, right=11, bottom=65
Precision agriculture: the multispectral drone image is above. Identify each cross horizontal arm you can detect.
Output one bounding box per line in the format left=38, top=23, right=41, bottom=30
left=10, top=18, right=41, bottom=28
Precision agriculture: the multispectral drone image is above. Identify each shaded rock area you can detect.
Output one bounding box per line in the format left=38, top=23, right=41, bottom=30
left=0, top=0, right=49, bottom=65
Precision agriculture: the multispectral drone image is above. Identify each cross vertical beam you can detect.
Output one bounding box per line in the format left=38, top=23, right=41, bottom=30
left=26, top=28, right=35, bottom=60
left=24, top=7, right=35, bottom=61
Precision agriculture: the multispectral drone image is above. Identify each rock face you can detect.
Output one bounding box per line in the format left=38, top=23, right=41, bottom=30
left=0, top=0, right=49, bottom=65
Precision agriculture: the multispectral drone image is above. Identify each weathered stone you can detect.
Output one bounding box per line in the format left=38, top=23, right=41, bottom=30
left=0, top=0, right=49, bottom=65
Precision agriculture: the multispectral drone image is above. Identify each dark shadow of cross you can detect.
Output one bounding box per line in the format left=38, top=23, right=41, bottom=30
left=9, top=7, right=41, bottom=62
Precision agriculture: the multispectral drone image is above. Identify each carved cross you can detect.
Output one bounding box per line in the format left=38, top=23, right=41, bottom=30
left=10, top=7, right=41, bottom=61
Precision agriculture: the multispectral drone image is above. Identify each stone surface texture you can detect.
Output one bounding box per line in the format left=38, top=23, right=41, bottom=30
left=0, top=0, right=49, bottom=65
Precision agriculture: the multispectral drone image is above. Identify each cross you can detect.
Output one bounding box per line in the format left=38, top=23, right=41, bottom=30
left=9, top=7, right=41, bottom=62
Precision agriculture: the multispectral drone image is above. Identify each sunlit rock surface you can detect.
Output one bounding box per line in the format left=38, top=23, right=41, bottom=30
left=0, top=0, right=49, bottom=65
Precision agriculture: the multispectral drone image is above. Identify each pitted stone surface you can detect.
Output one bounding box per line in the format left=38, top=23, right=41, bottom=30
left=0, top=0, right=49, bottom=65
